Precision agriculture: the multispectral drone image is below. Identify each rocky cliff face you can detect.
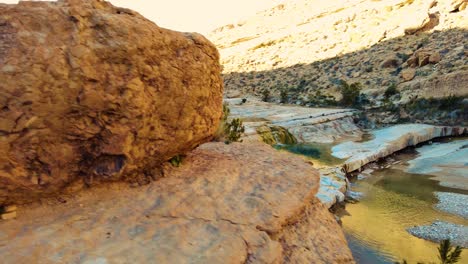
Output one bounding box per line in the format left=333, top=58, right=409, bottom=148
left=0, top=0, right=223, bottom=204
left=209, top=0, right=467, bottom=103
left=0, top=142, right=355, bottom=263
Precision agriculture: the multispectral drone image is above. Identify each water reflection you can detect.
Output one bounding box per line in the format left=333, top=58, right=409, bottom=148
left=274, top=143, right=344, bottom=166
left=341, top=168, right=468, bottom=263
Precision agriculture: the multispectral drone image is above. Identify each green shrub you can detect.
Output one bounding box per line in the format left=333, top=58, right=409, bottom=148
left=395, top=239, right=463, bottom=264
left=280, top=89, right=288, bottom=103
left=307, top=90, right=337, bottom=107
left=384, top=83, right=399, bottom=99
left=340, top=80, right=363, bottom=107
left=213, top=104, right=245, bottom=144
left=224, top=118, right=245, bottom=144
left=169, top=155, right=184, bottom=167
left=261, top=89, right=271, bottom=102
left=438, top=239, right=462, bottom=264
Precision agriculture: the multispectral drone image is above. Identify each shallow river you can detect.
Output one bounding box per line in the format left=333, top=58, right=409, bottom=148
left=279, top=138, right=468, bottom=263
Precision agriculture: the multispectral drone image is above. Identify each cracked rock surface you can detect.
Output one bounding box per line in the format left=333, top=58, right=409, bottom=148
left=0, top=0, right=223, bottom=204
left=0, top=142, right=354, bottom=263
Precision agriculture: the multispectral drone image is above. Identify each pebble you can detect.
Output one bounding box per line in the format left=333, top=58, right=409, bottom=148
left=435, top=192, right=468, bottom=219
left=407, top=221, right=468, bottom=248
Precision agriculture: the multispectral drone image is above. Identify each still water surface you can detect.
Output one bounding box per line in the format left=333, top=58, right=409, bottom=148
left=279, top=140, right=468, bottom=263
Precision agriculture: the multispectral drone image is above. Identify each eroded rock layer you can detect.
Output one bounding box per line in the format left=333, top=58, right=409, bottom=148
left=0, top=142, right=354, bottom=263
left=0, top=0, right=223, bottom=204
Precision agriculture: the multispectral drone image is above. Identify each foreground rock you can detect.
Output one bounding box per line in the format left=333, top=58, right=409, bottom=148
left=332, top=124, right=467, bottom=172
left=407, top=221, right=468, bottom=248
left=0, top=0, right=223, bottom=204
left=0, top=142, right=354, bottom=263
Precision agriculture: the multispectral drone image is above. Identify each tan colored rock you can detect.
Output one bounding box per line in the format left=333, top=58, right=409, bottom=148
left=429, top=52, right=441, bottom=63
left=415, top=49, right=433, bottom=67
left=407, top=49, right=441, bottom=67
left=400, top=70, right=468, bottom=100
left=404, top=12, right=440, bottom=35
left=402, top=68, right=416, bottom=81
left=0, top=0, right=223, bottom=205
left=381, top=57, right=400, bottom=68
left=406, top=56, right=419, bottom=68
left=0, top=211, right=16, bottom=220
left=0, top=142, right=355, bottom=263
left=0, top=205, right=16, bottom=213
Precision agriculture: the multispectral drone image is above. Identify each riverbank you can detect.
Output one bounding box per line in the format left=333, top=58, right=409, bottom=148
left=227, top=99, right=467, bottom=209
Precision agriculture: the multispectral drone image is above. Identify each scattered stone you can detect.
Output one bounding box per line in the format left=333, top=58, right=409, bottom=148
left=435, top=192, right=468, bottom=219
left=357, top=174, right=367, bottom=180
left=401, top=68, right=416, bottom=81
left=429, top=52, right=441, bottom=63
left=346, top=190, right=363, bottom=200
left=381, top=57, right=400, bottom=68
left=407, top=221, right=468, bottom=248
left=361, top=169, right=375, bottom=178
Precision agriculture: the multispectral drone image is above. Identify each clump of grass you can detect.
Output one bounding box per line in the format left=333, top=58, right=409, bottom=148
left=169, top=155, right=184, bottom=167
left=213, top=103, right=245, bottom=144
left=224, top=118, right=245, bottom=144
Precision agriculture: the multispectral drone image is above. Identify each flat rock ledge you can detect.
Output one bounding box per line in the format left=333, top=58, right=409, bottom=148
left=226, top=99, right=361, bottom=144
left=0, top=142, right=354, bottom=264
left=332, top=124, right=467, bottom=172
left=407, top=221, right=468, bottom=248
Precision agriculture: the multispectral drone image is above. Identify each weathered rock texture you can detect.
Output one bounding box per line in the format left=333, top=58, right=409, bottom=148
left=0, top=0, right=223, bottom=204
left=210, top=0, right=468, bottom=104
left=0, top=142, right=355, bottom=263
left=226, top=99, right=361, bottom=144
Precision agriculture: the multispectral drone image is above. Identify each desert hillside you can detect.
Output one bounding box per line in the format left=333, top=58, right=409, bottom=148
left=209, top=0, right=467, bottom=111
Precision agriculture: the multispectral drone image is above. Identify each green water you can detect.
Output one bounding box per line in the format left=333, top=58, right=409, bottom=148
left=274, top=143, right=345, bottom=166
left=279, top=139, right=468, bottom=263
left=341, top=167, right=468, bottom=264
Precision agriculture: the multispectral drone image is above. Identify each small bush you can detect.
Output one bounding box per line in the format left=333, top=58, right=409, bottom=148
left=169, top=155, right=184, bottom=167
left=261, top=89, right=271, bottom=102
left=213, top=104, right=245, bottom=144
left=438, top=239, right=462, bottom=264
left=224, top=118, right=245, bottom=144
left=307, top=90, right=337, bottom=107
left=280, top=89, right=288, bottom=103
left=340, top=80, right=363, bottom=107
left=384, top=83, right=399, bottom=99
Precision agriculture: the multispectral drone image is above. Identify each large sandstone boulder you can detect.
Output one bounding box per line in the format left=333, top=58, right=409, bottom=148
left=0, top=0, right=223, bottom=204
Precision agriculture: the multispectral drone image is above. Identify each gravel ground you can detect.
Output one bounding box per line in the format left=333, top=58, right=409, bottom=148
left=435, top=192, right=468, bottom=219
left=407, top=221, right=468, bottom=248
